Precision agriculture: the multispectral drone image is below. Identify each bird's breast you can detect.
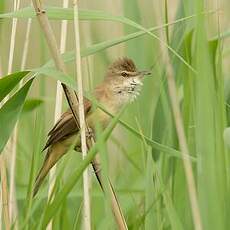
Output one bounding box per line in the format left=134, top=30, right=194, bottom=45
left=113, top=79, right=142, bottom=105
left=86, top=107, right=111, bottom=130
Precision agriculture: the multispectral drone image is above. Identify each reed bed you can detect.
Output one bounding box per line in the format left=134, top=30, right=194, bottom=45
left=0, top=0, right=230, bottom=229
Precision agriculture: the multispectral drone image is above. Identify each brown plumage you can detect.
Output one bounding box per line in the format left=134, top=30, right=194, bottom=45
left=33, top=57, right=151, bottom=196
left=43, top=98, right=91, bottom=150
left=108, top=57, right=137, bottom=73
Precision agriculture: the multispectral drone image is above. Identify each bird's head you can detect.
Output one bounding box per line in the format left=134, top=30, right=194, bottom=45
left=105, top=57, right=151, bottom=102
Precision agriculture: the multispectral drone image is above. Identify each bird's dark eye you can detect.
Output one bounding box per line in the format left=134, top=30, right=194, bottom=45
left=121, top=71, right=128, bottom=77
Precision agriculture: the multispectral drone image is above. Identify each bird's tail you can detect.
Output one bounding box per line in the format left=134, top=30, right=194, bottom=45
left=33, top=144, right=66, bottom=197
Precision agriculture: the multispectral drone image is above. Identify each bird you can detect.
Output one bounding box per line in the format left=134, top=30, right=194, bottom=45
left=33, top=57, right=151, bottom=196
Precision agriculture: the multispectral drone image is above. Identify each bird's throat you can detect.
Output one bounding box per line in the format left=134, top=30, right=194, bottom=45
left=93, top=77, right=143, bottom=124
left=113, top=77, right=143, bottom=105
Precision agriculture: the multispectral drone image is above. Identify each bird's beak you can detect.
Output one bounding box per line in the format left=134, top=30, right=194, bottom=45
left=139, top=70, right=152, bottom=77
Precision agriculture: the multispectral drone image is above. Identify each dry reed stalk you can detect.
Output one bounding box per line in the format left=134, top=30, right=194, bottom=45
left=8, top=131, right=18, bottom=227
left=31, top=1, right=127, bottom=229
left=9, top=9, right=32, bottom=230
left=90, top=155, right=128, bottom=230
left=165, top=56, right=202, bottom=230
left=156, top=2, right=203, bottom=230
left=47, top=0, right=69, bottom=229
left=21, top=18, right=32, bottom=71
left=31, top=0, right=81, bottom=127
left=7, top=0, right=20, bottom=75
left=0, top=155, right=10, bottom=230
left=0, top=57, right=6, bottom=230
left=73, top=1, right=91, bottom=229
left=7, top=0, right=21, bottom=227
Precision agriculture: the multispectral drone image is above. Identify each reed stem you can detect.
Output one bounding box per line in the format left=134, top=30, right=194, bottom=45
left=47, top=0, right=69, bottom=228
left=73, top=1, right=91, bottom=229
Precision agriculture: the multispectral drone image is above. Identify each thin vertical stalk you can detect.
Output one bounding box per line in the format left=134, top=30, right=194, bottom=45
left=0, top=56, right=6, bottom=230
left=158, top=2, right=202, bottom=229
left=166, top=62, right=202, bottom=230
left=73, top=1, right=91, bottom=229
left=8, top=130, right=18, bottom=227
left=21, top=18, right=32, bottom=71
left=31, top=0, right=81, bottom=127
left=11, top=9, right=32, bottom=229
left=59, top=0, right=69, bottom=55
left=47, top=0, right=68, bottom=196
left=7, top=0, right=21, bottom=226
left=91, top=155, right=128, bottom=229
left=7, top=0, right=20, bottom=75
left=0, top=155, right=10, bottom=230
left=47, top=0, right=69, bottom=229
left=18, top=11, right=33, bottom=229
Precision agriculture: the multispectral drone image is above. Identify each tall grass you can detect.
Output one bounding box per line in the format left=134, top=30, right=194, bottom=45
left=0, top=0, right=230, bottom=229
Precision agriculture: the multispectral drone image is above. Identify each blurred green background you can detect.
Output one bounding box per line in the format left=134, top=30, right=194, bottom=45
left=1, top=0, right=230, bottom=229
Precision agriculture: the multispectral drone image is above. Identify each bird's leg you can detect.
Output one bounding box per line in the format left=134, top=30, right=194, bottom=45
left=86, top=127, right=94, bottom=139
left=74, top=128, right=94, bottom=152
left=74, top=146, right=81, bottom=152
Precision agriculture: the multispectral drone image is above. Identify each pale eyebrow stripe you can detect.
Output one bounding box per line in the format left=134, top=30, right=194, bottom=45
left=119, top=71, right=138, bottom=76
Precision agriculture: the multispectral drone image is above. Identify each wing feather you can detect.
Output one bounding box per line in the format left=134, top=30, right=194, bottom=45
left=43, top=98, right=92, bottom=150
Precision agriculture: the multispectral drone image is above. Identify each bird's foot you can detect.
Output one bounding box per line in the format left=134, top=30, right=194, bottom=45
left=86, top=128, right=94, bottom=139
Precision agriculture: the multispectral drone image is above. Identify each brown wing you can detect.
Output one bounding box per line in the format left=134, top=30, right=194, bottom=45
left=43, top=98, right=92, bottom=150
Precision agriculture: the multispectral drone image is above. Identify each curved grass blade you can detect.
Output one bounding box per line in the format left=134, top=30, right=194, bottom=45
left=31, top=67, right=76, bottom=89
left=0, top=71, right=30, bottom=102
left=22, top=98, right=44, bottom=114
left=0, top=7, right=134, bottom=21
left=0, top=78, right=33, bottom=153
left=211, top=29, right=230, bottom=41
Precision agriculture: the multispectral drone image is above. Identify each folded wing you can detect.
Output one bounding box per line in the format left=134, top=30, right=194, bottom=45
left=43, top=98, right=92, bottom=150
